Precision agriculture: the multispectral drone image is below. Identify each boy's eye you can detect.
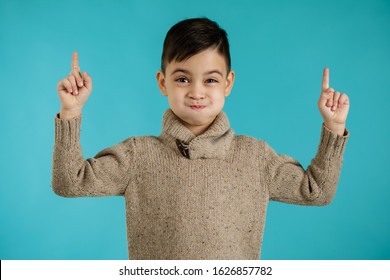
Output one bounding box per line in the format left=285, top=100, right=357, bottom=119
left=175, top=77, right=189, bottom=83
left=206, top=79, right=218, bottom=83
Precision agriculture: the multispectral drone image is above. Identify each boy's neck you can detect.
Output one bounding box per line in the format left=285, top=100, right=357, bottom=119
left=180, top=118, right=215, bottom=136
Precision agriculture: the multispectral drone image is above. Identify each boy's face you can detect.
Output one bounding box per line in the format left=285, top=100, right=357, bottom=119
left=156, top=48, right=235, bottom=136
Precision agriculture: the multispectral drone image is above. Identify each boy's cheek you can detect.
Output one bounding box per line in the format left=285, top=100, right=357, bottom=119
left=167, top=95, right=182, bottom=106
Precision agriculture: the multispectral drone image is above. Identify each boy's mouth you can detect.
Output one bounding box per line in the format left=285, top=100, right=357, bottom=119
left=189, top=105, right=206, bottom=111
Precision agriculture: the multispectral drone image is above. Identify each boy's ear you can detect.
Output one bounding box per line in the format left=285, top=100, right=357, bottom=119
left=224, top=70, right=235, bottom=97
left=156, top=70, right=168, bottom=96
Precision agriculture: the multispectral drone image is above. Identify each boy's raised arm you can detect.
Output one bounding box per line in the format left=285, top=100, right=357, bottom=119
left=52, top=52, right=135, bottom=197
left=264, top=68, right=350, bottom=205
left=264, top=125, right=348, bottom=206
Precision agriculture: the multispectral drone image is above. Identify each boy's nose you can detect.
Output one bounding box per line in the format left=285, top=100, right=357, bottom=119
left=189, top=83, right=206, bottom=99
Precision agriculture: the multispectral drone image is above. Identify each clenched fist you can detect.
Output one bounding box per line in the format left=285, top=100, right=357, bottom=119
left=57, top=51, right=93, bottom=119
left=318, top=68, right=350, bottom=136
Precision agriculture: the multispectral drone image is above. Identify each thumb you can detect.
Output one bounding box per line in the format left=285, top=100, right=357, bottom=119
left=338, top=93, right=350, bottom=116
left=82, top=71, right=93, bottom=92
left=338, top=93, right=350, bottom=107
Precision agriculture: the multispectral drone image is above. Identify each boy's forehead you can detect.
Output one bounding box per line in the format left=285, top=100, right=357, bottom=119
left=166, top=48, right=228, bottom=75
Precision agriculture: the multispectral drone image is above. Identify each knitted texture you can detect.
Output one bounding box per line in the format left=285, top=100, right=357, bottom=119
left=52, top=109, right=349, bottom=259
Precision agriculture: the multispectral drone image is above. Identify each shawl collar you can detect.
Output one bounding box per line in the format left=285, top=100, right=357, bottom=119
left=159, top=109, right=234, bottom=160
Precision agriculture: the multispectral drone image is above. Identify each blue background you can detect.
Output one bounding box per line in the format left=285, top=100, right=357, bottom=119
left=1, top=0, right=389, bottom=260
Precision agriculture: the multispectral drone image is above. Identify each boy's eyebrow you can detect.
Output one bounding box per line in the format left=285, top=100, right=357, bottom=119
left=170, top=69, right=191, bottom=76
left=205, top=70, right=224, bottom=77
left=170, top=68, right=224, bottom=77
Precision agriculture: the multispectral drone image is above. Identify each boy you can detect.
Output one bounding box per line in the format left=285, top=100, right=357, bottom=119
left=53, top=18, right=350, bottom=259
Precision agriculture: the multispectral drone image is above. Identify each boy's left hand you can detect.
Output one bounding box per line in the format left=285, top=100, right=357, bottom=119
left=318, top=67, right=350, bottom=136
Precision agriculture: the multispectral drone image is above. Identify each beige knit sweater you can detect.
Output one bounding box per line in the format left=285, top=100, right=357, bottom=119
left=52, top=109, right=349, bottom=259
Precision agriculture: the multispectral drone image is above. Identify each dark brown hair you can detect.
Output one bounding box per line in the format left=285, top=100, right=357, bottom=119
left=161, top=17, right=231, bottom=74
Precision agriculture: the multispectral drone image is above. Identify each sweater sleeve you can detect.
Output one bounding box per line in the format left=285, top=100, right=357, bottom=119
left=263, top=124, right=349, bottom=206
left=52, top=114, right=136, bottom=197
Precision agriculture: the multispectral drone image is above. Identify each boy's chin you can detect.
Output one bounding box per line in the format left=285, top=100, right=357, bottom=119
left=172, top=107, right=222, bottom=125
left=181, top=115, right=217, bottom=126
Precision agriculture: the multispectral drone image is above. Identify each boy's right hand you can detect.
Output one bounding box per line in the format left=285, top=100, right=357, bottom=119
left=57, top=51, right=92, bottom=119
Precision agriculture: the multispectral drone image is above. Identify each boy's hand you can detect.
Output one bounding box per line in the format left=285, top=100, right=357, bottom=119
left=57, top=51, right=92, bottom=119
left=318, top=68, right=350, bottom=135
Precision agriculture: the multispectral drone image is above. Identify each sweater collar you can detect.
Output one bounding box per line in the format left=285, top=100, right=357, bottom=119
left=159, top=109, right=234, bottom=160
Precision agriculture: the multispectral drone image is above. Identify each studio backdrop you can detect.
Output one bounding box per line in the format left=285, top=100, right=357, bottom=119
left=0, top=0, right=389, bottom=259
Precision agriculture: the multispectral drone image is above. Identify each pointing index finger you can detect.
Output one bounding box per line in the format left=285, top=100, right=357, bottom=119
left=322, top=67, right=329, bottom=90
left=72, top=51, right=80, bottom=71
